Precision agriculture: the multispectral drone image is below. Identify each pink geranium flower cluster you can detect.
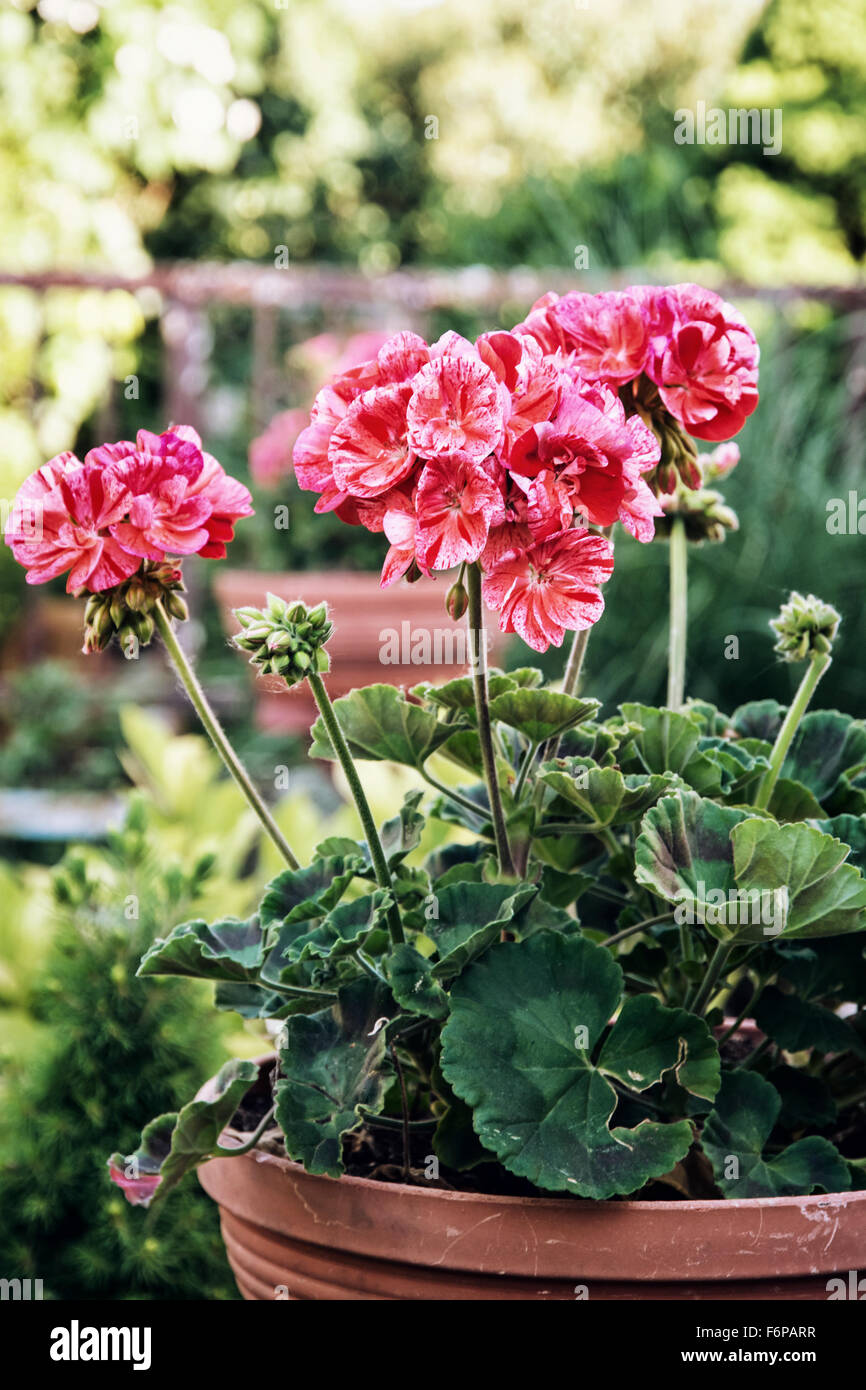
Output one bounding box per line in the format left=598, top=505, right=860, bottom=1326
left=517, top=282, right=759, bottom=443
left=292, top=328, right=664, bottom=651
left=291, top=284, right=758, bottom=652
left=4, top=426, right=253, bottom=594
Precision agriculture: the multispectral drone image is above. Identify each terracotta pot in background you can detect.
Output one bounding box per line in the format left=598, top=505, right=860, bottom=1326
left=197, top=1058, right=866, bottom=1302
left=212, top=569, right=510, bottom=734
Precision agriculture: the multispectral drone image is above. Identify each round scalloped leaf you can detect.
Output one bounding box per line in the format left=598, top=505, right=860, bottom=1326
left=488, top=689, right=600, bottom=743
left=634, top=791, right=749, bottom=926
left=275, top=977, right=394, bottom=1176
left=309, top=683, right=458, bottom=768
left=702, top=1071, right=850, bottom=1198
left=753, top=984, right=864, bottom=1055
left=732, top=818, right=866, bottom=940
left=540, top=757, right=681, bottom=829
left=440, top=932, right=717, bottom=1198
left=427, top=881, right=537, bottom=980
left=138, top=916, right=265, bottom=983
left=259, top=856, right=362, bottom=930
left=731, top=699, right=785, bottom=742
left=781, top=710, right=866, bottom=805
left=811, top=814, right=866, bottom=875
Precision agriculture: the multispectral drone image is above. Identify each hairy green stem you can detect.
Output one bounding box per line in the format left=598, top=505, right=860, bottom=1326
left=689, top=940, right=734, bottom=1017
left=421, top=769, right=486, bottom=818
left=604, top=912, right=675, bottom=949
left=154, top=601, right=300, bottom=869
left=754, top=650, right=832, bottom=811
left=466, top=564, right=515, bottom=876
left=307, top=669, right=404, bottom=944
left=666, top=514, right=688, bottom=710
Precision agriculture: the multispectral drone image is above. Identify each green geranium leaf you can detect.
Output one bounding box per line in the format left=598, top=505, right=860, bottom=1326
left=488, top=690, right=600, bottom=743
left=261, top=891, right=393, bottom=978
left=213, top=981, right=292, bottom=1019
left=386, top=942, right=449, bottom=1019
left=767, top=1065, right=837, bottom=1130
left=138, top=916, right=265, bottom=983
left=619, top=703, right=722, bottom=794
left=812, top=815, right=866, bottom=875
left=539, top=866, right=595, bottom=909
left=732, top=819, right=866, bottom=941
left=782, top=710, right=866, bottom=804
left=428, top=881, right=537, bottom=980
left=634, top=791, right=749, bottom=925
left=775, top=936, right=866, bottom=1001
left=275, top=977, right=394, bottom=1176
left=636, top=793, right=866, bottom=941
left=558, top=721, right=621, bottom=765
left=732, top=700, right=785, bottom=742
left=768, top=779, right=827, bottom=822
left=683, top=699, right=731, bottom=737
left=309, top=684, right=457, bottom=769
left=440, top=932, right=718, bottom=1198
left=259, top=857, right=362, bottom=930
left=698, top=737, right=771, bottom=800
left=380, top=789, right=425, bottom=867
left=111, top=1059, right=258, bottom=1206
left=540, top=756, right=681, bottom=830
left=413, top=672, right=517, bottom=714
left=702, top=1071, right=850, bottom=1198
left=753, top=985, right=864, bottom=1055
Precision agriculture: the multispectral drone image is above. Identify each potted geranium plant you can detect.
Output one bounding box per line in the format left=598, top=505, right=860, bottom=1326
left=7, top=286, right=866, bottom=1301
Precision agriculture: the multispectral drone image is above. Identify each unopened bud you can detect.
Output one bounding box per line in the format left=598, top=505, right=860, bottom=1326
left=446, top=578, right=469, bottom=621
left=770, top=592, right=840, bottom=663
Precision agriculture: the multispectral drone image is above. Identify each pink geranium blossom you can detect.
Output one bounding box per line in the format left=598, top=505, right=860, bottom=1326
left=110, top=430, right=213, bottom=559
left=330, top=382, right=416, bottom=499
left=415, top=455, right=505, bottom=571
left=538, top=290, right=651, bottom=385
left=407, top=354, right=505, bottom=463
left=5, top=454, right=139, bottom=593
left=645, top=284, right=759, bottom=442
left=482, top=528, right=614, bottom=651
left=4, top=426, right=252, bottom=596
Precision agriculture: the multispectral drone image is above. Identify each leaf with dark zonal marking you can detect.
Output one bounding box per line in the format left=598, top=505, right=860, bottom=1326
left=702, top=1071, right=850, bottom=1198
left=110, top=1059, right=258, bottom=1206
left=440, top=931, right=719, bottom=1198
left=275, top=977, right=394, bottom=1176
left=138, top=916, right=265, bottom=983
left=259, top=857, right=363, bottom=930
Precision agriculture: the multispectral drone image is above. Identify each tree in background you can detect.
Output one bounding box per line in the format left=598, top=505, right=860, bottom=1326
left=0, top=805, right=238, bottom=1299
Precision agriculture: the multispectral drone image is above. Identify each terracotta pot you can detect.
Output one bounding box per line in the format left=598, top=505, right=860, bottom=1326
left=197, top=1058, right=866, bottom=1301
left=212, top=569, right=510, bottom=733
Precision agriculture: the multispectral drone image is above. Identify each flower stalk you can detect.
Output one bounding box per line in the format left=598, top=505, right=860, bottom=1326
left=153, top=601, right=300, bottom=870
left=754, top=649, right=832, bottom=812
left=666, top=513, right=688, bottom=710
left=466, top=564, right=515, bottom=877
left=306, top=669, right=404, bottom=945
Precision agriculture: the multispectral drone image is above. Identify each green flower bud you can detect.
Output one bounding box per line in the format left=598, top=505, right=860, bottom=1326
left=446, top=577, right=469, bottom=621
left=654, top=487, right=740, bottom=545
left=231, top=597, right=333, bottom=688
left=770, top=592, right=841, bottom=663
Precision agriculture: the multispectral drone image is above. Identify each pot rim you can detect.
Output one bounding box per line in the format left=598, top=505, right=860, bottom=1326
left=203, top=1053, right=863, bottom=1214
